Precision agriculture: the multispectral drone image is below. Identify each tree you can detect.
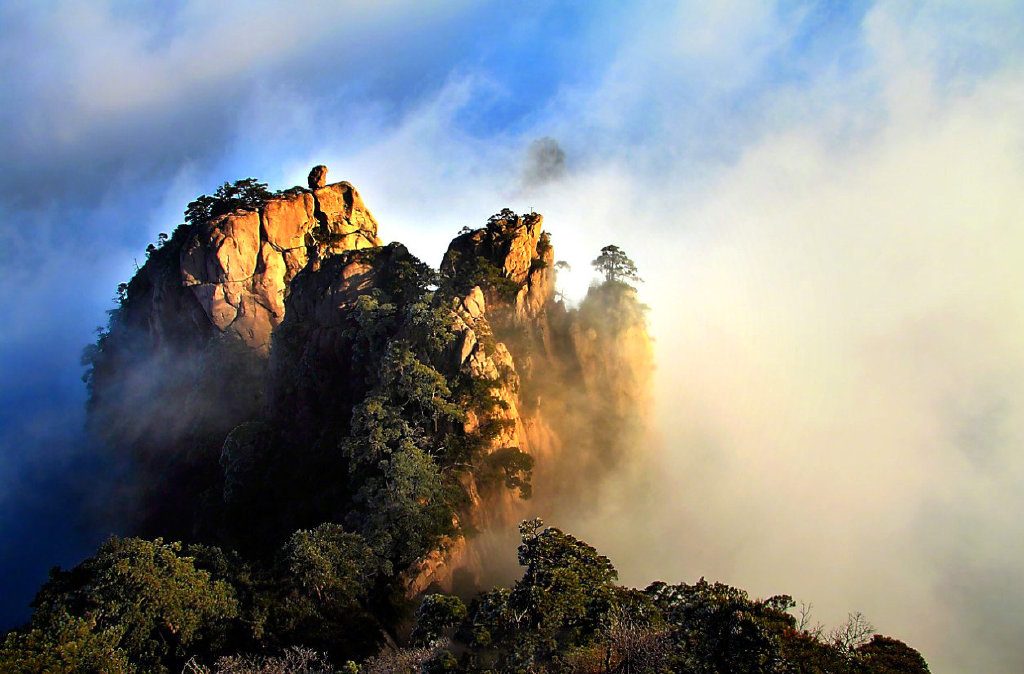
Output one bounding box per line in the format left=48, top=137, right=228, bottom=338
left=479, top=447, right=535, bottom=498
left=592, top=244, right=642, bottom=286
left=22, top=537, right=238, bottom=673
left=854, top=635, right=930, bottom=673
left=185, top=178, right=273, bottom=224
left=646, top=579, right=795, bottom=674
left=0, top=612, right=134, bottom=674
left=459, top=519, right=620, bottom=670
left=412, top=594, right=468, bottom=646
left=272, top=525, right=383, bottom=659
left=280, top=524, right=374, bottom=604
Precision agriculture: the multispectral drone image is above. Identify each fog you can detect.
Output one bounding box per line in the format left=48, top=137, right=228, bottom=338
left=525, top=20, right=1024, bottom=669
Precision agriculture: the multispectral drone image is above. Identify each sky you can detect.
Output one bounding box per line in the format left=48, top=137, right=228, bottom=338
left=1, top=0, right=1023, bottom=670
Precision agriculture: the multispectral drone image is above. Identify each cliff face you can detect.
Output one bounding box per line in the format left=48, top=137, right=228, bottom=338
left=84, top=167, right=651, bottom=594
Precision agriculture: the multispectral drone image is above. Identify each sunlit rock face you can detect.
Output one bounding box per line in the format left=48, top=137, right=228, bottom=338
left=176, top=169, right=382, bottom=351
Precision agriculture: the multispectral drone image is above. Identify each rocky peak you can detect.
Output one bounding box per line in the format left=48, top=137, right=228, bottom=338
left=440, top=209, right=553, bottom=319
left=175, top=167, right=382, bottom=351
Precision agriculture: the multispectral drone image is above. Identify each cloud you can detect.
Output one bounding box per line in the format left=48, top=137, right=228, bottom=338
left=507, top=4, right=1024, bottom=671
left=0, top=0, right=473, bottom=212
left=521, top=137, right=567, bottom=189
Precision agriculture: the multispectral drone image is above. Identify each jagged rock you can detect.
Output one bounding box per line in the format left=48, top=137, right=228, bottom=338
left=515, top=236, right=554, bottom=321
left=92, top=178, right=651, bottom=604
left=189, top=283, right=237, bottom=330
left=452, top=316, right=478, bottom=368
left=308, top=164, right=328, bottom=190
left=441, top=212, right=545, bottom=306
left=503, top=214, right=543, bottom=284
left=462, top=286, right=486, bottom=319
left=404, top=536, right=475, bottom=596
left=255, top=242, right=287, bottom=319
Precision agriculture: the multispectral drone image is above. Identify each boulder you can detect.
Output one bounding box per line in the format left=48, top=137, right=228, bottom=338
left=307, top=164, right=328, bottom=190
left=502, top=213, right=543, bottom=284
left=461, top=286, right=486, bottom=320
left=313, top=181, right=383, bottom=250
left=189, top=283, right=238, bottom=330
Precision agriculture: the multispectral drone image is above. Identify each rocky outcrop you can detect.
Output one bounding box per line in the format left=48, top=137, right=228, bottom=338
left=440, top=210, right=556, bottom=325
left=174, top=170, right=382, bottom=351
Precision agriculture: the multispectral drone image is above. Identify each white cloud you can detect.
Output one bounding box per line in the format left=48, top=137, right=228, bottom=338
left=509, top=4, right=1024, bottom=671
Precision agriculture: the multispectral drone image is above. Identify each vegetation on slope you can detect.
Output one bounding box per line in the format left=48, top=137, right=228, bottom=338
left=1, top=522, right=929, bottom=673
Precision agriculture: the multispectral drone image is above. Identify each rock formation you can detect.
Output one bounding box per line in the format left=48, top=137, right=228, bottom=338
left=308, top=164, right=328, bottom=190
left=175, top=178, right=381, bottom=351
left=84, top=167, right=652, bottom=596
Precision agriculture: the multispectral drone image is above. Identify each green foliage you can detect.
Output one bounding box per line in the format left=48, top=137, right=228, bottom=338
left=376, top=341, right=464, bottom=431
left=183, top=543, right=273, bottom=647
left=334, top=274, right=476, bottom=576
left=25, top=537, right=237, bottom=673
left=478, top=447, right=535, bottom=498
left=198, top=647, right=337, bottom=673
left=280, top=524, right=375, bottom=604
left=456, top=519, right=619, bottom=670
left=345, top=291, right=399, bottom=373
left=536, top=231, right=552, bottom=257
left=185, top=178, right=274, bottom=225
left=464, top=255, right=521, bottom=303
left=348, top=440, right=454, bottom=576
left=592, top=244, right=642, bottom=287
left=854, top=635, right=931, bottom=673
left=647, top=580, right=804, bottom=674
left=440, top=210, right=528, bottom=302
left=6, top=522, right=932, bottom=674
left=269, top=525, right=384, bottom=660
left=68, top=194, right=933, bottom=673
left=411, top=595, right=468, bottom=647
left=512, top=519, right=619, bottom=636
left=0, top=612, right=134, bottom=673
left=578, top=272, right=649, bottom=335
left=487, top=208, right=520, bottom=229
left=380, top=253, right=439, bottom=305
left=405, top=300, right=458, bottom=360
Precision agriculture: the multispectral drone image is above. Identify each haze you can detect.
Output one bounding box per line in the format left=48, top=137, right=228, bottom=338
left=2, top=2, right=1022, bottom=671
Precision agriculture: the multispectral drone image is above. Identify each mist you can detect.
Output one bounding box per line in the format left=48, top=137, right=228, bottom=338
left=3, top=1, right=1022, bottom=671
left=525, top=18, right=1024, bottom=672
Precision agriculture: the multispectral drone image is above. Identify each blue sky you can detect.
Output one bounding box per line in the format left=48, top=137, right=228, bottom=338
left=2, top=2, right=1023, bottom=670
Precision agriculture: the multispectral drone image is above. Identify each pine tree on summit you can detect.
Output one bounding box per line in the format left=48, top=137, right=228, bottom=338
left=592, top=244, right=642, bottom=287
